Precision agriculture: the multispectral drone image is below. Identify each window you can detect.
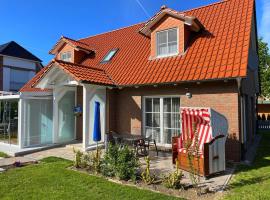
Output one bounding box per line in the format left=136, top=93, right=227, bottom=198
left=156, top=28, right=178, bottom=57
left=60, top=52, right=72, bottom=62
left=144, top=97, right=180, bottom=145
left=10, top=69, right=34, bottom=91
left=101, top=49, right=118, bottom=63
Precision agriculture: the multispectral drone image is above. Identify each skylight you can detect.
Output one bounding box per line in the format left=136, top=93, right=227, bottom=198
left=101, top=49, right=118, bottom=63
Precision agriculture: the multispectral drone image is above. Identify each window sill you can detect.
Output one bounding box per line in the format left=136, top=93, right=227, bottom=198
left=149, top=53, right=181, bottom=60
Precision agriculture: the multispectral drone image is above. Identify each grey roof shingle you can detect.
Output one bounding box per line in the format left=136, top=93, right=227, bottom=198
left=0, top=41, right=42, bottom=62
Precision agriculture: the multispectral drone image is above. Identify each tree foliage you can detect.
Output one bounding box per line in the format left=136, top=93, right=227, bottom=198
left=258, top=38, right=270, bottom=98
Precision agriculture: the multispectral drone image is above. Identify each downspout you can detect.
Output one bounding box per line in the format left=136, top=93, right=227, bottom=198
left=237, top=77, right=245, bottom=160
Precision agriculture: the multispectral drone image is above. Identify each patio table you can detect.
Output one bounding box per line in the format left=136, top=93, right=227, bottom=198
left=111, top=133, right=147, bottom=155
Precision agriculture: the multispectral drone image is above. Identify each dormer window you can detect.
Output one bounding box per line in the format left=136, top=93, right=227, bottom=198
left=60, top=51, right=72, bottom=62
left=156, top=28, right=178, bottom=57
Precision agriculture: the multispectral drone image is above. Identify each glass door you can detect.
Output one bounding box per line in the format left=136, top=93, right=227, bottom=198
left=163, top=97, right=181, bottom=144
left=144, top=97, right=180, bottom=145
left=58, top=91, right=75, bottom=143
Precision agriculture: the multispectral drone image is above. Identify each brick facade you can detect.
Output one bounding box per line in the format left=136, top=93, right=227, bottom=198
left=107, top=80, right=242, bottom=161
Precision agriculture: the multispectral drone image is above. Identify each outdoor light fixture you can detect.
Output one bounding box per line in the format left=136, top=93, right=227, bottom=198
left=185, top=88, right=192, bottom=99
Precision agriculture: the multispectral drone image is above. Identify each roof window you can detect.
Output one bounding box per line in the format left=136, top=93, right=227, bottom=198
left=101, top=49, right=118, bottom=63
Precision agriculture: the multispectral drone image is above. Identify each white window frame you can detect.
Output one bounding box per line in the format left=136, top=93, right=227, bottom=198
left=156, top=27, right=179, bottom=58
left=142, top=95, right=181, bottom=147
left=60, top=51, right=72, bottom=62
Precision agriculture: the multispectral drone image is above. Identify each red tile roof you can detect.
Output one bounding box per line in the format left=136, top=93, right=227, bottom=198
left=22, top=0, right=255, bottom=92
left=49, top=36, right=94, bottom=54
left=53, top=60, right=115, bottom=85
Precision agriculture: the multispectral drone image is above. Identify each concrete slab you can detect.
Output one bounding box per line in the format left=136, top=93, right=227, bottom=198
left=0, top=142, right=65, bottom=157
left=24, top=146, right=75, bottom=161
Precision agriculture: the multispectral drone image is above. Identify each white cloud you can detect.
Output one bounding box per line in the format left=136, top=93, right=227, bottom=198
left=260, top=0, right=270, bottom=45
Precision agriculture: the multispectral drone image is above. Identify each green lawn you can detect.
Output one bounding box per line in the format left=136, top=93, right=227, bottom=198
left=224, top=131, right=270, bottom=200
left=0, top=157, right=181, bottom=200
left=0, top=151, right=9, bottom=158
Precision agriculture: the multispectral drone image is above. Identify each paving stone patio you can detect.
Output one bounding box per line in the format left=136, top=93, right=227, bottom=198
left=0, top=144, right=234, bottom=192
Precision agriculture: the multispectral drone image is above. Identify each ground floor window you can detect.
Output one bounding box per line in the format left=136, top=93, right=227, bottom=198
left=144, top=97, right=180, bottom=145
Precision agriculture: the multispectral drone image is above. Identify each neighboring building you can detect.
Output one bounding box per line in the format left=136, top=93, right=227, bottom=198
left=1, top=0, right=259, bottom=162
left=0, top=41, right=42, bottom=92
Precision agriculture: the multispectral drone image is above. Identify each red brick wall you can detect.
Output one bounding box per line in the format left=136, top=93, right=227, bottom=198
left=107, top=81, right=241, bottom=161
left=150, top=15, right=188, bottom=58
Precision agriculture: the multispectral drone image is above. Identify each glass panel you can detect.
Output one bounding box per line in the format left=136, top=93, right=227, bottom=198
left=164, top=129, right=172, bottom=144
left=168, top=42, right=178, bottom=54
left=157, top=44, right=167, bottom=56
left=163, top=98, right=171, bottom=112
left=152, top=128, right=161, bottom=143
left=153, top=98, right=160, bottom=112
left=172, top=98, right=180, bottom=113
left=163, top=113, right=171, bottom=128
left=103, top=49, right=117, bottom=62
left=145, top=113, right=152, bottom=127
left=172, top=113, right=180, bottom=129
left=40, top=100, right=53, bottom=144
left=157, top=31, right=167, bottom=44
left=145, top=98, right=152, bottom=112
left=168, top=29, right=177, bottom=43
left=153, top=113, right=160, bottom=127
left=58, top=91, right=75, bottom=143
left=24, top=99, right=53, bottom=147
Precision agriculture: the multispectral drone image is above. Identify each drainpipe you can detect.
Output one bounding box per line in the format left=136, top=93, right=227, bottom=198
left=237, top=77, right=245, bottom=160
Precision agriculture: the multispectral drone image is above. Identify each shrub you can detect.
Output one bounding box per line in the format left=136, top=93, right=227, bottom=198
left=116, top=145, right=139, bottom=181
left=141, top=156, right=156, bottom=185
left=101, top=143, right=139, bottom=181
left=163, top=159, right=183, bottom=189
left=101, top=143, right=119, bottom=177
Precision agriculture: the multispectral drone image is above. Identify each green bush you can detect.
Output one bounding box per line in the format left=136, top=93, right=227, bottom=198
left=101, top=143, right=119, bottom=177
left=101, top=143, right=139, bottom=181
left=116, top=145, right=139, bottom=181
left=162, top=159, right=183, bottom=189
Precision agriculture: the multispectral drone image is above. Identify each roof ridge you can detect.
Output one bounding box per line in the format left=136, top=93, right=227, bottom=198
left=78, top=22, right=144, bottom=42
left=62, top=36, right=90, bottom=46
left=182, top=0, right=229, bottom=13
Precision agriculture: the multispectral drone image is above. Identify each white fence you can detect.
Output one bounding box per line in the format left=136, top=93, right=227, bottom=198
left=257, top=120, right=270, bottom=130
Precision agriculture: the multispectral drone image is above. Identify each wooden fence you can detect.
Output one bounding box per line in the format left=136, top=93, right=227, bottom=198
left=257, top=120, right=270, bottom=130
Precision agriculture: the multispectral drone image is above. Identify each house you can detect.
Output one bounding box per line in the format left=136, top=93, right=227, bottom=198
left=1, top=0, right=259, bottom=162
left=0, top=41, right=42, bottom=92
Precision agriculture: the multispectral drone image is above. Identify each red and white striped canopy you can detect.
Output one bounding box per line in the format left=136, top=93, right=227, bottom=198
left=179, top=108, right=213, bottom=154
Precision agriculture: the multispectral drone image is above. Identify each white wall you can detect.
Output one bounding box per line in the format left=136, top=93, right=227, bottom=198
left=82, top=84, right=106, bottom=149
left=2, top=56, right=37, bottom=91
left=3, top=56, right=36, bottom=70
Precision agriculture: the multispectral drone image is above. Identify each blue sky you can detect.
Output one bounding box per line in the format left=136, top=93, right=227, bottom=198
left=0, top=0, right=268, bottom=64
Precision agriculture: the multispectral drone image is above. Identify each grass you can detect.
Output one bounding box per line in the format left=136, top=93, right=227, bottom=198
left=224, top=131, right=270, bottom=200
left=0, top=157, right=181, bottom=200
left=0, top=151, right=9, bottom=158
